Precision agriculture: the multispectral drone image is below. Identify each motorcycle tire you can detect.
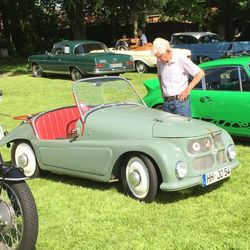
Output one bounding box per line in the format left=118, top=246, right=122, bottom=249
left=0, top=181, right=38, bottom=250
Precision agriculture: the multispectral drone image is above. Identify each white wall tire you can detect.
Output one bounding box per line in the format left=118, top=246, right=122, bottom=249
left=11, top=142, right=40, bottom=178
left=121, top=154, right=158, bottom=203
left=135, top=61, right=148, bottom=73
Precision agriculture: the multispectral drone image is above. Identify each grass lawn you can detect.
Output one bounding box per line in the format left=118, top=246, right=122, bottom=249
left=0, top=61, right=249, bottom=250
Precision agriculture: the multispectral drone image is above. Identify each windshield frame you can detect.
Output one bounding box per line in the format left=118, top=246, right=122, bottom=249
left=73, top=76, right=146, bottom=121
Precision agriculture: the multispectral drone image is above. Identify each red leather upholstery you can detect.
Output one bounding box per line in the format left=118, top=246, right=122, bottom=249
left=33, top=106, right=81, bottom=140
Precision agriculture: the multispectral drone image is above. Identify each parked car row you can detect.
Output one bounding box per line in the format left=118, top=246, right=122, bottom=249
left=28, top=33, right=250, bottom=79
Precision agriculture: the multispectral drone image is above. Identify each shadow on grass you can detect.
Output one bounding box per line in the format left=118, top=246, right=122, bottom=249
left=155, top=180, right=227, bottom=204
left=40, top=171, right=116, bottom=191
left=39, top=170, right=228, bottom=204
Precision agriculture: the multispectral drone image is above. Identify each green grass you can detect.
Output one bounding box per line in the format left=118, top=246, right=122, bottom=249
left=0, top=65, right=249, bottom=250
left=0, top=57, right=28, bottom=75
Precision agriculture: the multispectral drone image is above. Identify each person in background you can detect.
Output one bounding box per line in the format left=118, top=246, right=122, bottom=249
left=137, top=29, right=148, bottom=45
left=152, top=37, right=204, bottom=117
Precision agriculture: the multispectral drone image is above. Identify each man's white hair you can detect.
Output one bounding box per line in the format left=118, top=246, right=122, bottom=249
left=152, top=37, right=171, bottom=55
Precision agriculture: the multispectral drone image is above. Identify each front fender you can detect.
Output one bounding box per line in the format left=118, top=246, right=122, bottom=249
left=0, top=122, right=36, bottom=146
left=0, top=165, right=27, bottom=181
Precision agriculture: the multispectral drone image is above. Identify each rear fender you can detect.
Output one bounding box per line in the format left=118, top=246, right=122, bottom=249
left=0, top=123, right=36, bottom=146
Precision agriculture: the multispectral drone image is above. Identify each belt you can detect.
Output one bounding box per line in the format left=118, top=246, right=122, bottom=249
left=164, top=95, right=179, bottom=102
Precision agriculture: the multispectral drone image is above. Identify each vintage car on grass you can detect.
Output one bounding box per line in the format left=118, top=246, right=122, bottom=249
left=143, top=56, right=250, bottom=138
left=171, top=32, right=250, bottom=63
left=113, top=44, right=191, bottom=73
left=28, top=40, right=134, bottom=81
left=0, top=77, right=239, bottom=202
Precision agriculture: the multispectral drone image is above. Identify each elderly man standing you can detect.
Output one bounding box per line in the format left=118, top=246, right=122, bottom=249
left=152, top=37, right=204, bottom=117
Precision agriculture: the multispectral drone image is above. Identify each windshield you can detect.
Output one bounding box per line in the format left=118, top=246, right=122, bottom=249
left=73, top=77, right=145, bottom=113
left=200, top=34, right=225, bottom=43
left=74, top=43, right=110, bottom=54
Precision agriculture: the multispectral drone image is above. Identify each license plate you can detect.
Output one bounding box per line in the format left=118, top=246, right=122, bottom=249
left=111, top=63, right=122, bottom=68
left=202, top=166, right=231, bottom=187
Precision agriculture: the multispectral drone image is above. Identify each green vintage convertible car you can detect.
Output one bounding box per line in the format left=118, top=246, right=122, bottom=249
left=28, top=40, right=134, bottom=81
left=144, top=56, right=250, bottom=138
left=0, top=77, right=239, bottom=202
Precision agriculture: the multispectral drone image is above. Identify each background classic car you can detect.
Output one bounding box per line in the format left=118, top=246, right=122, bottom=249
left=0, top=77, right=239, bottom=203
left=28, top=40, right=134, bottom=81
left=171, top=32, right=250, bottom=63
left=113, top=45, right=191, bottom=73
left=143, top=56, right=250, bottom=138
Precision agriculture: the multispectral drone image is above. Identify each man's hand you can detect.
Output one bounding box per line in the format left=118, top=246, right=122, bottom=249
left=178, top=86, right=190, bottom=101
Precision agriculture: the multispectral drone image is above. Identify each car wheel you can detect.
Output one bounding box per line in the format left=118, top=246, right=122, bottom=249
left=135, top=61, right=148, bottom=73
left=32, top=63, right=43, bottom=77
left=117, top=45, right=128, bottom=50
left=198, top=56, right=212, bottom=64
left=11, top=141, right=40, bottom=178
left=70, top=68, right=83, bottom=81
left=121, top=153, right=158, bottom=203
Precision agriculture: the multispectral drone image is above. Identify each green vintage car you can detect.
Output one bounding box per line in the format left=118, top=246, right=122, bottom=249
left=0, top=77, right=239, bottom=202
left=144, top=56, right=250, bottom=138
left=28, top=40, right=134, bottom=81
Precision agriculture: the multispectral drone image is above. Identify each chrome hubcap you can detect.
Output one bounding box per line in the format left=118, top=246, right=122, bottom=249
left=129, top=171, right=141, bottom=186
left=126, top=157, right=150, bottom=199
left=15, top=143, right=37, bottom=177
left=17, top=154, right=28, bottom=168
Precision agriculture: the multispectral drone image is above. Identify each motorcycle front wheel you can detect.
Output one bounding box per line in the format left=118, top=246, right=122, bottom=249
left=0, top=181, right=38, bottom=250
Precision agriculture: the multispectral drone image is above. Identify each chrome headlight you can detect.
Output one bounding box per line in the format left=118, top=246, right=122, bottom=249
left=187, top=137, right=212, bottom=154
left=175, top=161, right=188, bottom=179
left=227, top=144, right=236, bottom=160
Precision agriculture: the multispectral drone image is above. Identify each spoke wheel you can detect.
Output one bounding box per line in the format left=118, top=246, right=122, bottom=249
left=0, top=181, right=38, bottom=250
left=32, top=63, right=43, bottom=77
left=117, top=45, right=128, bottom=50
left=121, top=154, right=158, bottom=203
left=135, top=61, right=148, bottom=73
left=11, top=142, right=40, bottom=178
left=70, top=68, right=83, bottom=81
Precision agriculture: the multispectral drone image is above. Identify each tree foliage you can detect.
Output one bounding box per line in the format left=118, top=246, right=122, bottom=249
left=0, top=0, right=249, bottom=55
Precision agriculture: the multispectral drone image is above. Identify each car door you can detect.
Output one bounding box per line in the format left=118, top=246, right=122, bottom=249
left=190, top=65, right=250, bottom=137
left=36, top=139, right=113, bottom=178
left=43, top=45, right=69, bottom=73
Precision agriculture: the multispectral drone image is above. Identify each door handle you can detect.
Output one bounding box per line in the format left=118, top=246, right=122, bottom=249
left=200, top=96, right=211, bottom=103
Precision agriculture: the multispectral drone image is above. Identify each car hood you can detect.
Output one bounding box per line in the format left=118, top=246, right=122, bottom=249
left=86, top=105, right=221, bottom=139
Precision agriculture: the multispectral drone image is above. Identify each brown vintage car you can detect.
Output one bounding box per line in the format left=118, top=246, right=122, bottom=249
left=115, top=37, right=149, bottom=50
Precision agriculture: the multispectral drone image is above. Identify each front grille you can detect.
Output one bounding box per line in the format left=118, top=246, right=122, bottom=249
left=217, top=150, right=227, bottom=163
left=214, top=133, right=223, bottom=147
left=187, top=132, right=228, bottom=171
left=193, top=155, right=214, bottom=170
